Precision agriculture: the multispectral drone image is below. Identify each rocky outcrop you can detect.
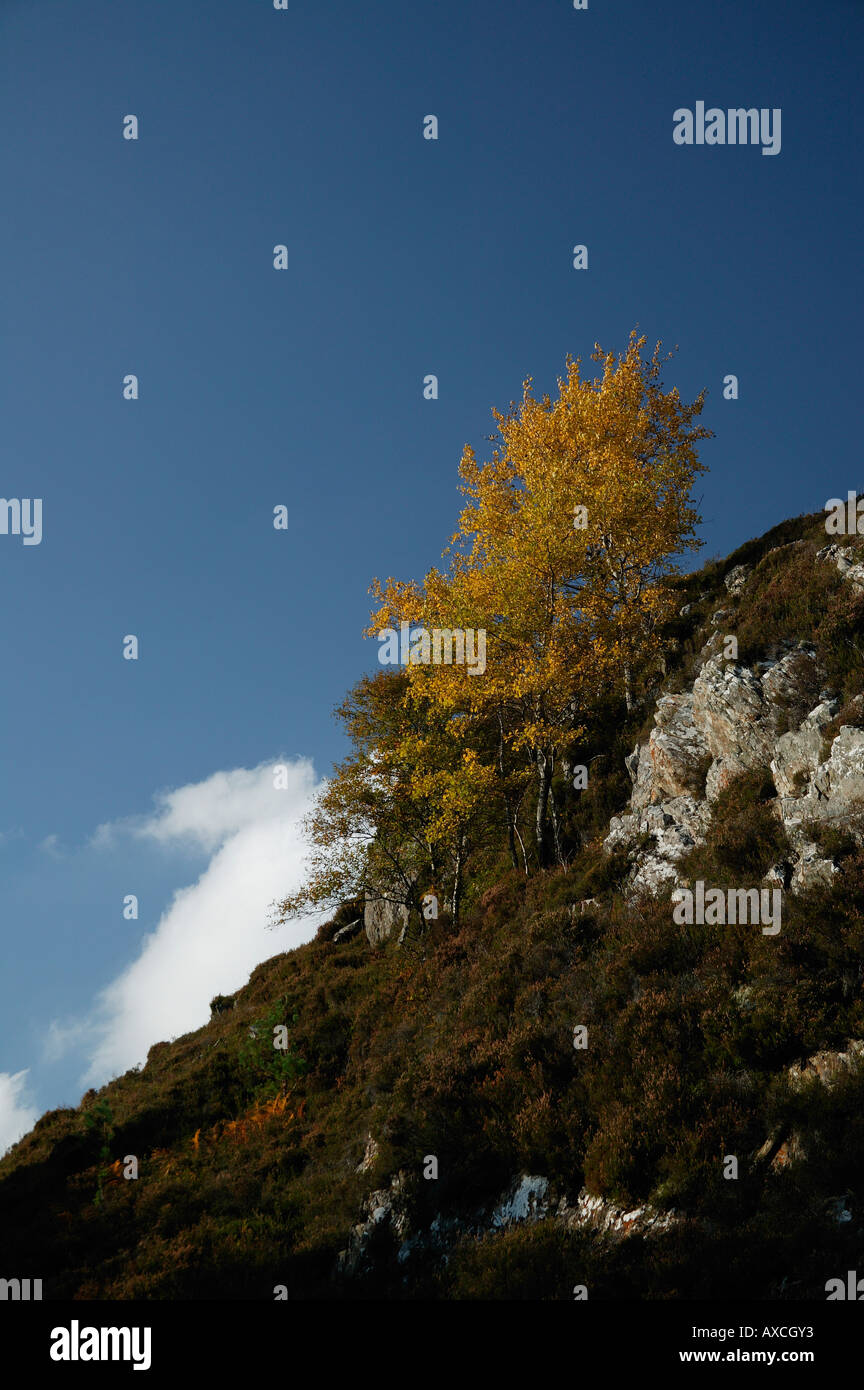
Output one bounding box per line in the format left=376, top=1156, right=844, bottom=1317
left=817, top=543, right=864, bottom=592
left=645, top=694, right=710, bottom=802
left=756, top=1041, right=864, bottom=1178
left=356, top=1134, right=379, bottom=1173
left=606, top=686, right=715, bottom=894
left=337, top=1168, right=678, bottom=1280
left=693, top=645, right=819, bottom=801
left=364, top=896, right=409, bottom=947
left=796, top=726, right=864, bottom=822
left=490, top=1177, right=678, bottom=1241
left=789, top=844, right=838, bottom=895
left=333, top=917, right=364, bottom=943
left=337, top=1171, right=411, bottom=1277
left=606, top=795, right=711, bottom=896
left=724, top=563, right=752, bottom=597
left=491, top=1174, right=550, bottom=1228
left=574, top=897, right=601, bottom=916
left=604, top=616, right=864, bottom=899
left=561, top=1189, right=678, bottom=1238
left=771, top=718, right=831, bottom=798
left=336, top=1044, right=864, bottom=1264
left=788, top=1039, right=864, bottom=1090
left=776, top=724, right=864, bottom=888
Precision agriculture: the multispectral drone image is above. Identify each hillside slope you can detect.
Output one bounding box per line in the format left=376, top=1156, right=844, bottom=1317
left=4, top=508, right=864, bottom=1300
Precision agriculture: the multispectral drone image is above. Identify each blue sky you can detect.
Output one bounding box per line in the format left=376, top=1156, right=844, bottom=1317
left=1, top=0, right=862, bottom=1148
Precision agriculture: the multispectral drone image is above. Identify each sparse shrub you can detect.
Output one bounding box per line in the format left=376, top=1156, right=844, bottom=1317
left=82, top=1098, right=115, bottom=1207
left=572, top=845, right=631, bottom=899
left=443, top=1222, right=588, bottom=1300
left=237, top=1000, right=306, bottom=1100
left=805, top=820, right=857, bottom=861
left=683, top=767, right=787, bottom=881
left=735, top=545, right=842, bottom=667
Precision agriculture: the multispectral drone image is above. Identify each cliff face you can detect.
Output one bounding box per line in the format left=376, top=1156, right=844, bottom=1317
left=4, top=509, right=864, bottom=1301
left=605, top=542, right=864, bottom=901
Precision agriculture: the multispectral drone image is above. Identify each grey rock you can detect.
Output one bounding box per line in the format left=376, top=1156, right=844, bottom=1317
left=771, top=726, right=824, bottom=797
left=818, top=726, right=864, bottom=801
left=628, top=853, right=683, bottom=898
left=560, top=1189, right=678, bottom=1238
left=604, top=811, right=639, bottom=855
left=576, top=897, right=601, bottom=915
left=337, top=1171, right=411, bottom=1276
left=648, top=694, right=711, bottom=800
left=724, top=563, right=752, bottom=596
left=803, top=698, right=840, bottom=729
left=623, top=697, right=710, bottom=813
left=601, top=603, right=864, bottom=906
left=694, top=657, right=768, bottom=754
left=785, top=727, right=864, bottom=837
left=705, top=757, right=737, bottom=803
left=624, top=743, right=641, bottom=783
left=817, top=543, right=864, bottom=592
left=333, top=917, right=364, bottom=943
left=763, top=862, right=791, bottom=890
left=693, top=647, right=819, bottom=801
left=790, top=845, right=838, bottom=894
left=492, top=1176, right=550, bottom=1229
left=605, top=794, right=710, bottom=900
left=828, top=1197, right=853, bottom=1225
left=356, top=1134, right=379, bottom=1174
left=626, top=741, right=657, bottom=810
left=788, top=1040, right=864, bottom=1090
left=364, top=896, right=409, bottom=947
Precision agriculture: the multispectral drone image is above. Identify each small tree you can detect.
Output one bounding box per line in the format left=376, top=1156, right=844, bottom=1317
left=271, top=671, right=495, bottom=932
left=368, top=332, right=710, bottom=862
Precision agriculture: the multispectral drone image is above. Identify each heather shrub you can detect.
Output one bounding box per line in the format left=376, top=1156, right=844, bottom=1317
left=682, top=767, right=787, bottom=882
left=237, top=1000, right=306, bottom=1100
left=442, top=1222, right=590, bottom=1300
left=734, top=544, right=841, bottom=665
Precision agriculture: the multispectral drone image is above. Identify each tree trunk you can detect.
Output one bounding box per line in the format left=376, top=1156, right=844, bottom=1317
left=548, top=780, right=565, bottom=867
left=534, top=749, right=552, bottom=864
left=514, top=822, right=529, bottom=875
left=506, top=811, right=519, bottom=870
left=451, top=838, right=464, bottom=929
left=623, top=661, right=635, bottom=713
left=498, top=709, right=519, bottom=870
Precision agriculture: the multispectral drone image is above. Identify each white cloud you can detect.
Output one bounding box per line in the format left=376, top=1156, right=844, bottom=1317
left=90, top=761, right=310, bottom=854
left=0, top=1071, right=38, bottom=1158
left=55, top=758, right=327, bottom=1088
